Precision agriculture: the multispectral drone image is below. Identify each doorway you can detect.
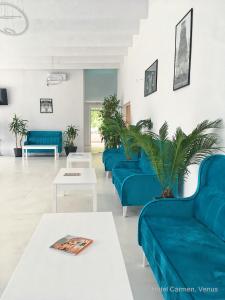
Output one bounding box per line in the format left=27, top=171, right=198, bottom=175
left=90, top=108, right=104, bottom=152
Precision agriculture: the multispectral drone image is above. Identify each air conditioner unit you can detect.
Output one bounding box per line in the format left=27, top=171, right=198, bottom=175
left=46, top=73, right=68, bottom=86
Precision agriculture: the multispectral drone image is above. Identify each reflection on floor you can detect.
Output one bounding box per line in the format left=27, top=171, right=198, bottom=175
left=0, top=153, right=162, bottom=300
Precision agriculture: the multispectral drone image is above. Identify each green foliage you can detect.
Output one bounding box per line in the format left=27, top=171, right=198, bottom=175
left=9, top=114, right=28, bottom=148
left=106, top=118, right=153, bottom=159
left=99, top=95, right=126, bottom=148
left=131, top=119, right=223, bottom=198
left=64, top=125, right=79, bottom=146
left=91, top=110, right=102, bottom=128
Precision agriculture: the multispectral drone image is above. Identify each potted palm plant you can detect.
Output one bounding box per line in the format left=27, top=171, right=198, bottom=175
left=9, top=114, right=28, bottom=157
left=131, top=119, right=223, bottom=198
left=105, top=118, right=153, bottom=159
left=99, top=95, right=126, bottom=149
left=64, top=125, right=79, bottom=156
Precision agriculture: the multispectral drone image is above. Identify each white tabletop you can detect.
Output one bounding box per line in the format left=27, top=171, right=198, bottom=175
left=67, top=152, right=91, bottom=160
left=22, top=145, right=58, bottom=149
left=0, top=212, right=133, bottom=300
left=53, top=168, right=97, bottom=185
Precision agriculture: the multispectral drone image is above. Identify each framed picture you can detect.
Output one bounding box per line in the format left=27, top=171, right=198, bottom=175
left=173, top=8, right=193, bottom=90
left=40, top=98, right=53, bottom=113
left=144, top=59, right=158, bottom=97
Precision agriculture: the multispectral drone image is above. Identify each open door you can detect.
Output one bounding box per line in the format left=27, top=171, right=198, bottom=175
left=123, top=102, right=131, bottom=125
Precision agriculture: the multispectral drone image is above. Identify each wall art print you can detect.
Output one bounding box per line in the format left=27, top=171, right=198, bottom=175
left=40, top=98, right=53, bottom=113
left=144, top=59, right=158, bottom=97
left=173, top=8, right=193, bottom=90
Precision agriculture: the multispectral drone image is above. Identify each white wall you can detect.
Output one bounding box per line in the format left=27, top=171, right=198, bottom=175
left=0, top=70, right=84, bottom=155
left=120, top=0, right=225, bottom=196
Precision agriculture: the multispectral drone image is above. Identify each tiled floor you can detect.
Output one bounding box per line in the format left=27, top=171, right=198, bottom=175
left=0, top=153, right=162, bottom=300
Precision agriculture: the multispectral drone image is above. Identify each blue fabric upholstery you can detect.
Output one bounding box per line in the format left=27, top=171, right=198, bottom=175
left=111, top=150, right=176, bottom=207
left=138, top=154, right=225, bottom=299
left=102, top=146, right=123, bottom=164
left=24, top=131, right=62, bottom=153
left=102, top=145, right=139, bottom=172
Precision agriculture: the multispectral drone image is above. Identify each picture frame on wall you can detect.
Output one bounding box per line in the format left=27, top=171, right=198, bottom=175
left=173, top=8, right=193, bottom=91
left=40, top=98, right=53, bottom=113
left=144, top=59, right=158, bottom=97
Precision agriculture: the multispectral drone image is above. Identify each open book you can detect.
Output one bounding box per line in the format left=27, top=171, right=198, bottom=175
left=50, top=235, right=93, bottom=255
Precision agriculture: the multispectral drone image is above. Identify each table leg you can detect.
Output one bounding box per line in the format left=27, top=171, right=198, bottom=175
left=26, top=149, right=28, bottom=158
left=92, top=184, right=97, bottom=212
left=53, top=184, right=58, bottom=213
left=67, top=160, right=70, bottom=168
left=54, top=148, right=57, bottom=160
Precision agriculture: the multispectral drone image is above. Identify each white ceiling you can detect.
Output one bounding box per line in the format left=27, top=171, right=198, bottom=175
left=0, top=0, right=148, bottom=70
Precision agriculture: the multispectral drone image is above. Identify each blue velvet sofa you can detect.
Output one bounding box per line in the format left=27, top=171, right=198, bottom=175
left=102, top=146, right=139, bottom=173
left=138, top=154, right=225, bottom=300
left=24, top=131, right=63, bottom=154
left=112, top=151, right=177, bottom=216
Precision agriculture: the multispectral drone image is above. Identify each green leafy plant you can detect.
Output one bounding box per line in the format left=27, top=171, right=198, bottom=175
left=105, top=118, right=153, bottom=159
left=64, top=125, right=79, bottom=147
left=9, top=114, right=28, bottom=148
left=131, top=119, right=223, bottom=198
left=99, top=95, right=126, bottom=148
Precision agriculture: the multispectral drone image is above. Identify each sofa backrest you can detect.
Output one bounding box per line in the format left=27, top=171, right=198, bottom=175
left=27, top=131, right=62, bottom=150
left=194, top=155, right=225, bottom=241
left=138, top=150, right=155, bottom=174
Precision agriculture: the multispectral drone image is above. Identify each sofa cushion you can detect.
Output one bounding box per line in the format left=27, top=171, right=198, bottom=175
left=194, top=186, right=225, bottom=241
left=139, top=151, right=155, bottom=174
left=142, top=216, right=225, bottom=299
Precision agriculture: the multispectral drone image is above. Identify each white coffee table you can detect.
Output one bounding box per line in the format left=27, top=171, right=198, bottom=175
left=0, top=212, right=134, bottom=300
left=22, top=145, right=59, bottom=159
left=67, top=152, right=92, bottom=168
left=53, top=168, right=97, bottom=212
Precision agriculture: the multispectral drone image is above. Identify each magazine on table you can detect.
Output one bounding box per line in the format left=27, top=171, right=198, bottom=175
left=50, top=235, right=93, bottom=255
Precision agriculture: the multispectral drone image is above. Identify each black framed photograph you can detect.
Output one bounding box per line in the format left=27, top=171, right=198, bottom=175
left=173, top=8, right=193, bottom=90
left=144, top=59, right=158, bottom=97
left=40, top=98, right=53, bottom=113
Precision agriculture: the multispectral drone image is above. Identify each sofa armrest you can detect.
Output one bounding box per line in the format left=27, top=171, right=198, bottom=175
left=113, top=160, right=139, bottom=170
left=120, top=174, right=161, bottom=205
left=138, top=197, right=194, bottom=245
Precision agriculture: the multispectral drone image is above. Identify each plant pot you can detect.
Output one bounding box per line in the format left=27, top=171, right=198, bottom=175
left=14, top=148, right=22, bottom=157
left=64, top=146, right=77, bottom=156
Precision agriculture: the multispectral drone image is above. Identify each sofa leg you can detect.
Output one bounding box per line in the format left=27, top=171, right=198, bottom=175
left=106, top=171, right=110, bottom=178
left=114, top=185, right=117, bottom=194
left=123, top=206, right=128, bottom=217
left=142, top=252, right=149, bottom=267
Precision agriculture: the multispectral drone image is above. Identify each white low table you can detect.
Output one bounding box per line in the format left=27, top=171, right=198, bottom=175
left=0, top=213, right=133, bottom=300
left=22, top=145, right=58, bottom=159
left=53, top=168, right=97, bottom=212
left=66, top=152, right=92, bottom=168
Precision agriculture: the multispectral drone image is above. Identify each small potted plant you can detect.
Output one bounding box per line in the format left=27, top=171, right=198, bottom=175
left=64, top=125, right=79, bottom=156
left=9, top=114, right=28, bottom=157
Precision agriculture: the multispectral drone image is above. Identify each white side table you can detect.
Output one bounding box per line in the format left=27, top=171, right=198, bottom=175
left=0, top=213, right=134, bottom=300
left=53, top=168, right=97, bottom=212
left=66, top=152, right=92, bottom=168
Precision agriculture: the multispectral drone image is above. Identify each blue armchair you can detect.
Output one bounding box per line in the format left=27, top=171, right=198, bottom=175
left=112, top=151, right=177, bottom=216
left=138, top=154, right=225, bottom=300
left=24, top=131, right=63, bottom=154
